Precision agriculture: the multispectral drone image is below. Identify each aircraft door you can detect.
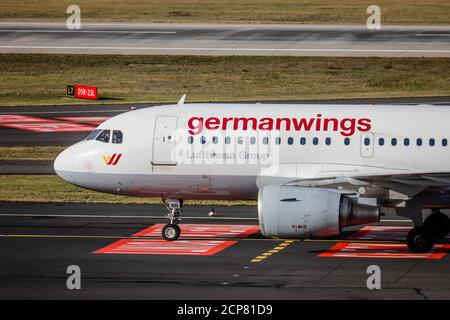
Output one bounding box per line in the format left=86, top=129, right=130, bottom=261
left=152, top=116, right=178, bottom=166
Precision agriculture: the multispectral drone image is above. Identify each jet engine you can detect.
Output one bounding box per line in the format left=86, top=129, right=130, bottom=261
left=258, top=185, right=380, bottom=238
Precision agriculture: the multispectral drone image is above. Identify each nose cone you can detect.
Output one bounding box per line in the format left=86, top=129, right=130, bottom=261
left=54, top=148, right=75, bottom=184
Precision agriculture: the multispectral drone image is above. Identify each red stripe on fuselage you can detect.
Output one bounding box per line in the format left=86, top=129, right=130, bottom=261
left=112, top=153, right=122, bottom=165
left=107, top=154, right=117, bottom=165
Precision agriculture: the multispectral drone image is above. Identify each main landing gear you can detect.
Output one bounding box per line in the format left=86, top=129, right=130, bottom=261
left=407, top=209, right=450, bottom=253
left=161, top=198, right=183, bottom=241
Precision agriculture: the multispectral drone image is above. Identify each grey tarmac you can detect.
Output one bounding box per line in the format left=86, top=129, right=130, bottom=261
left=0, top=202, right=448, bottom=299
left=1, top=23, right=450, bottom=57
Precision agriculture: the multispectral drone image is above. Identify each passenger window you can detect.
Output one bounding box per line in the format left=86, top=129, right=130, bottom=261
left=262, top=137, right=269, bottom=145
left=212, top=136, right=218, bottom=144
left=378, top=138, right=384, bottom=146
left=300, top=137, right=306, bottom=145
left=391, top=138, right=397, bottom=146
left=312, top=137, right=318, bottom=145
left=238, top=137, right=244, bottom=144
left=225, top=137, right=231, bottom=144
left=417, top=138, right=422, bottom=146
left=325, top=137, right=331, bottom=145
left=287, top=137, right=294, bottom=145
left=404, top=138, right=410, bottom=146
left=344, top=137, right=350, bottom=146
left=443, top=139, right=448, bottom=147
left=96, top=130, right=111, bottom=143
left=86, top=129, right=101, bottom=141
left=112, top=130, right=123, bottom=144
left=187, top=136, right=193, bottom=144
left=429, top=138, right=435, bottom=146
left=200, top=136, right=206, bottom=144
left=364, top=138, right=370, bottom=146
left=250, top=137, right=256, bottom=145
left=275, top=137, right=281, bottom=145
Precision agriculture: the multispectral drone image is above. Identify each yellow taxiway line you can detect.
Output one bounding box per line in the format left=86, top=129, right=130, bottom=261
left=251, top=240, right=295, bottom=263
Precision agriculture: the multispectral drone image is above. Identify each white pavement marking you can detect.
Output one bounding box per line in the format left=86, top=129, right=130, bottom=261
left=0, top=213, right=258, bottom=220
left=2, top=22, right=450, bottom=30
left=0, top=213, right=408, bottom=223
left=387, top=102, right=450, bottom=105
left=1, top=45, right=450, bottom=54
left=415, top=33, right=450, bottom=37
left=0, top=30, right=176, bottom=34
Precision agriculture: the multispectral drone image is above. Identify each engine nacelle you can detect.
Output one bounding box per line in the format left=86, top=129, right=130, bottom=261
left=258, top=185, right=379, bottom=238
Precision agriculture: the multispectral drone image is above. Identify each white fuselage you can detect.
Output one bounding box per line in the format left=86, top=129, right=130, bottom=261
left=54, top=103, right=450, bottom=203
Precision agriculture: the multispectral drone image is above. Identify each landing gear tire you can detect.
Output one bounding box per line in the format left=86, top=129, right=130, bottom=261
left=407, top=226, right=436, bottom=253
left=162, top=224, right=181, bottom=241
left=424, top=212, right=450, bottom=239
left=161, top=198, right=183, bottom=241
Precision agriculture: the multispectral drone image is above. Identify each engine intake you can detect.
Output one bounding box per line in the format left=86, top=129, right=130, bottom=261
left=258, top=185, right=379, bottom=238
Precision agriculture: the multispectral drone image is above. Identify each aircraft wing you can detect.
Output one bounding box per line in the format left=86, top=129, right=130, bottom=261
left=257, top=164, right=450, bottom=203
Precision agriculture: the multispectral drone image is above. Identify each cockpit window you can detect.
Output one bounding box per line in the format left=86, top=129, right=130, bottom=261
left=112, top=130, right=123, bottom=144
left=85, top=129, right=101, bottom=141
left=95, top=130, right=111, bottom=143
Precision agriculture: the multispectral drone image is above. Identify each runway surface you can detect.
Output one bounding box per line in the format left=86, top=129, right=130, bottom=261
left=1, top=22, right=450, bottom=57
left=0, top=202, right=449, bottom=299
left=1, top=96, right=449, bottom=147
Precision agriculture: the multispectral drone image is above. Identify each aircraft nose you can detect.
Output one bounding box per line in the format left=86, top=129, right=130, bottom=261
left=54, top=148, right=75, bottom=184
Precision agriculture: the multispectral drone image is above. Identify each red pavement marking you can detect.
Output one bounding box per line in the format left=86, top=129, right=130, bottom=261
left=133, top=223, right=260, bottom=238
left=93, top=239, right=237, bottom=256
left=320, top=225, right=450, bottom=259
left=348, top=225, right=450, bottom=241
left=0, top=122, right=95, bottom=132
left=347, top=226, right=412, bottom=241
left=319, top=242, right=450, bottom=259
left=94, top=224, right=259, bottom=256
left=0, top=114, right=54, bottom=123
left=56, top=117, right=111, bottom=126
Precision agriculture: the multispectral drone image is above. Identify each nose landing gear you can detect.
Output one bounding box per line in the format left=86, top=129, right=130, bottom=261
left=161, top=198, right=183, bottom=241
left=162, top=224, right=181, bottom=241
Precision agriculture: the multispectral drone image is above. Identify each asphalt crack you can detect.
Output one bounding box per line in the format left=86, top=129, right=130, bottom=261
left=413, top=288, right=429, bottom=300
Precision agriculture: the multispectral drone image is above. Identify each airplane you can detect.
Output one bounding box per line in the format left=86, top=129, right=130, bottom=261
left=54, top=98, right=450, bottom=253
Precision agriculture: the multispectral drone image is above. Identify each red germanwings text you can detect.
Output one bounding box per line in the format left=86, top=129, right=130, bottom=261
left=187, top=115, right=372, bottom=137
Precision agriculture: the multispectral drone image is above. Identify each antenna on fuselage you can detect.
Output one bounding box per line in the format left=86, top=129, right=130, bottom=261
left=177, top=94, right=186, bottom=105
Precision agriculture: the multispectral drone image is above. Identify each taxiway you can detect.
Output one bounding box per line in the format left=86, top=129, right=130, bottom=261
left=0, top=202, right=448, bottom=299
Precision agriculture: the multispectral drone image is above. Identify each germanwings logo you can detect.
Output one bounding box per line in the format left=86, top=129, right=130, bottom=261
left=187, top=115, right=372, bottom=137
left=102, top=153, right=122, bottom=166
